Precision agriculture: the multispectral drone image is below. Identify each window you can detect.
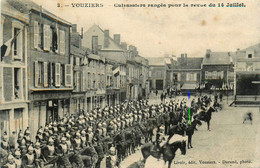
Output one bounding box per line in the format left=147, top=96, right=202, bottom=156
left=60, top=64, right=65, bottom=86
left=205, top=71, right=212, bottom=79
left=14, top=68, right=21, bottom=99
left=13, top=27, right=22, bottom=59
left=55, top=63, right=61, bottom=87
left=186, top=73, right=190, bottom=81
left=65, top=64, right=72, bottom=87
left=14, top=108, right=23, bottom=133
left=0, top=110, right=9, bottom=133
left=34, top=21, right=39, bottom=49
left=51, top=27, right=58, bottom=52
left=43, top=62, right=48, bottom=87
left=177, top=73, right=181, bottom=81
left=248, top=54, right=252, bottom=58
left=60, top=30, right=65, bottom=55
left=88, top=72, right=91, bottom=88
left=212, top=71, right=217, bottom=79
left=92, top=36, right=98, bottom=54
left=43, top=24, right=50, bottom=51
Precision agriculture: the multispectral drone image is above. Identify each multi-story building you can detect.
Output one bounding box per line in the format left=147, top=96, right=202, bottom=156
left=83, top=25, right=127, bottom=104
left=70, top=24, right=86, bottom=113
left=147, top=57, right=168, bottom=91
left=201, top=49, right=234, bottom=92
left=0, top=0, right=29, bottom=135
left=234, top=43, right=260, bottom=104
left=18, top=1, right=73, bottom=138
left=168, top=54, right=203, bottom=94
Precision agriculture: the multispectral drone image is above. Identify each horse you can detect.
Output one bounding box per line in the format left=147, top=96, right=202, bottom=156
left=194, top=106, right=215, bottom=131
left=186, top=119, right=202, bottom=149
left=141, top=137, right=187, bottom=168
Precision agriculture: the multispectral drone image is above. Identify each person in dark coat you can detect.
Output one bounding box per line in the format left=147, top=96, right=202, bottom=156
left=94, top=139, right=104, bottom=168
left=160, top=93, right=164, bottom=102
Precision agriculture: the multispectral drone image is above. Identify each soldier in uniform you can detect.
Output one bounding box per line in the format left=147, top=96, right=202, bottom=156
left=23, top=145, right=35, bottom=168
left=93, top=138, right=104, bottom=168
left=81, top=130, right=87, bottom=148
left=45, top=138, right=55, bottom=161
left=34, top=142, right=43, bottom=168
left=1, top=132, right=9, bottom=151
left=87, top=128, right=94, bottom=146
left=3, top=154, right=16, bottom=168
left=106, top=146, right=119, bottom=168
left=73, top=132, right=82, bottom=150
left=13, top=150, right=22, bottom=168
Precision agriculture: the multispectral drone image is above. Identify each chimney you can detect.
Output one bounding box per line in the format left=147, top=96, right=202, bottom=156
left=104, top=30, right=109, bottom=48
left=206, top=49, right=211, bottom=58
left=114, top=34, right=120, bottom=45
left=72, top=24, right=77, bottom=33
left=120, top=42, right=127, bottom=50
left=81, top=27, right=83, bottom=39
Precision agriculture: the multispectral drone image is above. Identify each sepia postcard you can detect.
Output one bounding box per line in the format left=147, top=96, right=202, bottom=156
left=0, top=0, right=260, bottom=167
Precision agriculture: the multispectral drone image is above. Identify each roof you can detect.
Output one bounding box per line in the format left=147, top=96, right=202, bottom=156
left=5, top=0, right=71, bottom=25
left=70, top=45, right=86, bottom=57
left=202, top=52, right=233, bottom=65
left=242, top=43, right=260, bottom=55
left=1, top=0, right=29, bottom=23
left=174, top=57, right=203, bottom=69
left=147, top=57, right=166, bottom=66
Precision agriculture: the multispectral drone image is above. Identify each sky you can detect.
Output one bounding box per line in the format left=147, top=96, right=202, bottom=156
left=30, top=0, right=260, bottom=58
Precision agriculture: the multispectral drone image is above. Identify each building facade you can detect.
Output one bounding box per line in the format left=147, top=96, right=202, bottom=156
left=201, top=50, right=234, bottom=92
left=234, top=44, right=260, bottom=104
left=147, top=57, right=167, bottom=91
left=167, top=54, right=203, bottom=94
left=26, top=3, right=73, bottom=138
left=0, top=1, right=29, bottom=135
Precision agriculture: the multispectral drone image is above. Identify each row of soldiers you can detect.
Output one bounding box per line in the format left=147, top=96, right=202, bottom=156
left=1, top=95, right=213, bottom=168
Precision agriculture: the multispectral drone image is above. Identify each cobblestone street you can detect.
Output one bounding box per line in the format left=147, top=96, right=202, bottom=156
left=121, top=95, right=260, bottom=168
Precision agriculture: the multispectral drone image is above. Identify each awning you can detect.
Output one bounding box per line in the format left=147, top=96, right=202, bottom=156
left=181, top=83, right=197, bottom=90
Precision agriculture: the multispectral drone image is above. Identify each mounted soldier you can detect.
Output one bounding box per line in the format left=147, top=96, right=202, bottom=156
left=106, top=146, right=119, bottom=168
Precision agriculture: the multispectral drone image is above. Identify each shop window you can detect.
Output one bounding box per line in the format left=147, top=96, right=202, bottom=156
left=14, top=108, right=23, bottom=133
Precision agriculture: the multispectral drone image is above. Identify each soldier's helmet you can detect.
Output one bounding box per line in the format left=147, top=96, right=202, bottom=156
left=61, top=137, right=66, bottom=143
left=34, top=142, right=41, bottom=148
left=7, top=154, right=15, bottom=163
left=88, top=127, right=93, bottom=132
left=64, top=132, right=70, bottom=138
left=14, top=150, right=21, bottom=157
left=49, top=137, right=54, bottom=145
left=76, top=132, right=81, bottom=138
left=109, top=147, right=116, bottom=155
left=27, top=145, right=34, bottom=153
left=81, top=130, right=86, bottom=135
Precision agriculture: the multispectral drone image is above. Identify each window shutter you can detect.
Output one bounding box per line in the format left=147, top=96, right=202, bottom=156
left=35, top=61, right=39, bottom=87
left=43, top=62, right=48, bottom=87
left=48, top=27, right=52, bottom=51
left=34, top=21, right=39, bottom=49
left=65, top=64, right=72, bottom=87
left=194, top=73, right=197, bottom=81
left=60, top=30, right=65, bottom=55
left=56, top=28, right=59, bottom=53
left=43, top=24, right=49, bottom=51
left=186, top=73, right=190, bottom=81
left=55, top=63, right=61, bottom=87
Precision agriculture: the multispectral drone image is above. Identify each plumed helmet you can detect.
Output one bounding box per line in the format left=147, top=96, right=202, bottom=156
left=27, top=145, right=34, bottom=152
left=8, top=154, right=14, bottom=161
left=14, top=150, right=21, bottom=156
